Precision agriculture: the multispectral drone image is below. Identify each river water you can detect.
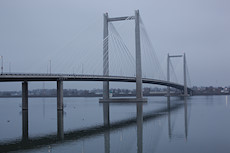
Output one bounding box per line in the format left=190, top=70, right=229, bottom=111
left=0, top=95, right=230, bottom=153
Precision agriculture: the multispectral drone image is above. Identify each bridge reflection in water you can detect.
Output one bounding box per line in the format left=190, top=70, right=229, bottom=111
left=0, top=98, right=188, bottom=153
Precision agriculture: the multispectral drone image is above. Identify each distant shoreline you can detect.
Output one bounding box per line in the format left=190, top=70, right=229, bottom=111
left=0, top=93, right=229, bottom=98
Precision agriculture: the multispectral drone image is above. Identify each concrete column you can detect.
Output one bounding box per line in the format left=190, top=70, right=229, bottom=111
left=57, top=80, right=63, bottom=110
left=135, top=10, right=143, bottom=99
left=183, top=53, right=188, bottom=96
left=103, top=103, right=110, bottom=127
left=103, top=13, right=109, bottom=100
left=22, top=81, right=28, bottom=110
left=167, top=53, right=170, bottom=97
left=136, top=103, right=143, bottom=153
left=22, top=110, right=28, bottom=141
left=57, top=110, right=64, bottom=140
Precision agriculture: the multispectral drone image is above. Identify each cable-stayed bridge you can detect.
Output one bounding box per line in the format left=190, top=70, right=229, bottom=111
left=0, top=10, right=192, bottom=110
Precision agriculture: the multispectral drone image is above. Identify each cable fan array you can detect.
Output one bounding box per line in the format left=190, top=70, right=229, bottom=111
left=168, top=56, right=192, bottom=87
left=21, top=13, right=191, bottom=88
left=140, top=17, right=165, bottom=80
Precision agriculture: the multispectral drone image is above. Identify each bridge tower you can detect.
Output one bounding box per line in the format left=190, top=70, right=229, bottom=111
left=134, top=10, right=143, bottom=99
left=102, top=10, right=146, bottom=102
left=183, top=53, right=188, bottom=96
left=167, top=53, right=188, bottom=97
left=103, top=13, right=109, bottom=100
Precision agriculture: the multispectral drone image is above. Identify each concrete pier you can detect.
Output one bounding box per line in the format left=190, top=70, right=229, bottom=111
left=57, top=80, right=63, bottom=110
left=22, top=81, right=28, bottom=110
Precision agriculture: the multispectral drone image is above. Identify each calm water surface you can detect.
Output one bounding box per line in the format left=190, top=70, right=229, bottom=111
left=0, top=96, right=230, bottom=153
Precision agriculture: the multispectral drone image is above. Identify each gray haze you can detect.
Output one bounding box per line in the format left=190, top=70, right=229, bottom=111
left=0, top=0, right=230, bottom=91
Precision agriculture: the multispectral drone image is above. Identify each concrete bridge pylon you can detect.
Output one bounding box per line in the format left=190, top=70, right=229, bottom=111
left=100, top=10, right=147, bottom=103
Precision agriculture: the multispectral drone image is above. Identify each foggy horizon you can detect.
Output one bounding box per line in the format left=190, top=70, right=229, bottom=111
left=0, top=0, right=230, bottom=91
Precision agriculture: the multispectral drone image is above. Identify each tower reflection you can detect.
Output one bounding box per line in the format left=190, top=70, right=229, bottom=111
left=167, top=98, right=172, bottom=140
left=103, top=103, right=110, bottom=127
left=104, top=130, right=110, bottom=153
left=136, top=103, right=143, bottom=153
left=184, top=98, right=188, bottom=140
left=102, top=102, right=144, bottom=153
left=103, top=103, right=110, bottom=153
left=57, top=110, right=64, bottom=140
left=2, top=99, right=187, bottom=153
left=167, top=97, right=188, bottom=140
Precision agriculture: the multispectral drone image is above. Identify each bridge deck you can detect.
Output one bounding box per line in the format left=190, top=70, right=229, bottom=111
left=0, top=73, right=192, bottom=93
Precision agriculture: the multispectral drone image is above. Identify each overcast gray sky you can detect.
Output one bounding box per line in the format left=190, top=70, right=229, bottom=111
left=0, top=0, right=230, bottom=90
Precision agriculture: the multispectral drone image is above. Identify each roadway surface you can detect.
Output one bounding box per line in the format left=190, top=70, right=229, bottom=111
left=0, top=73, right=192, bottom=93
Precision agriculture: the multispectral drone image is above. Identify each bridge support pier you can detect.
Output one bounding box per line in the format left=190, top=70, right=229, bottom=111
left=57, top=80, right=63, bottom=110
left=22, top=81, right=28, bottom=110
